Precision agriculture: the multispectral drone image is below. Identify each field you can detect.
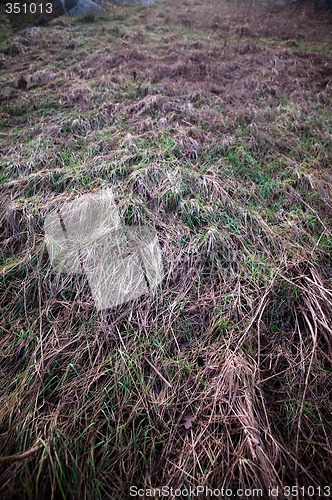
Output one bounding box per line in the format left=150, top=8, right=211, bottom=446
left=0, top=0, right=332, bottom=498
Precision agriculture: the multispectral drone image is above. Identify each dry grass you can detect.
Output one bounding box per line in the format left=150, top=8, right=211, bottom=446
left=0, top=0, right=332, bottom=498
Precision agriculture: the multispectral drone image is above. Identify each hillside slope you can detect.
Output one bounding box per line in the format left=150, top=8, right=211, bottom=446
left=1, top=1, right=332, bottom=498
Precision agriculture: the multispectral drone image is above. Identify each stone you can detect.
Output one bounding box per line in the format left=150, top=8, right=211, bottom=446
left=52, top=0, right=105, bottom=16
left=3, top=0, right=105, bottom=32
left=105, top=0, right=154, bottom=4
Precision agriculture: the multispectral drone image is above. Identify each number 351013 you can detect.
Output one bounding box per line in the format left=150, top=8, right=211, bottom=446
left=5, top=3, right=53, bottom=14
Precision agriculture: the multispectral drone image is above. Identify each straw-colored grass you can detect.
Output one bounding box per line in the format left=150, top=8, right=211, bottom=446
left=0, top=0, right=331, bottom=498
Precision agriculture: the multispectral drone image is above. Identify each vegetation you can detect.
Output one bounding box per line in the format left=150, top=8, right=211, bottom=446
left=0, top=0, right=331, bottom=498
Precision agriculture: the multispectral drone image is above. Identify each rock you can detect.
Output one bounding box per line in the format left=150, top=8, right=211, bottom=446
left=52, top=0, right=105, bottom=16
left=68, top=0, right=105, bottom=16
left=261, top=0, right=299, bottom=5
left=319, top=0, right=332, bottom=7
left=106, top=0, right=154, bottom=4
left=3, top=0, right=105, bottom=31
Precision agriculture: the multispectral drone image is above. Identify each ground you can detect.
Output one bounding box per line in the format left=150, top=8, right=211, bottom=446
left=0, top=0, right=331, bottom=498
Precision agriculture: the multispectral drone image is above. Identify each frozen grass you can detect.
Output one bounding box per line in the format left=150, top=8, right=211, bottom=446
left=0, top=0, right=331, bottom=498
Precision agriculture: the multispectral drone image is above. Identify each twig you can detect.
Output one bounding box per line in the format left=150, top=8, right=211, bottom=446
left=0, top=444, right=43, bottom=463
left=144, top=356, right=172, bottom=388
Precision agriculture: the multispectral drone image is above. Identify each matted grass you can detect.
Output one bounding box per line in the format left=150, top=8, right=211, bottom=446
left=0, top=0, right=331, bottom=498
